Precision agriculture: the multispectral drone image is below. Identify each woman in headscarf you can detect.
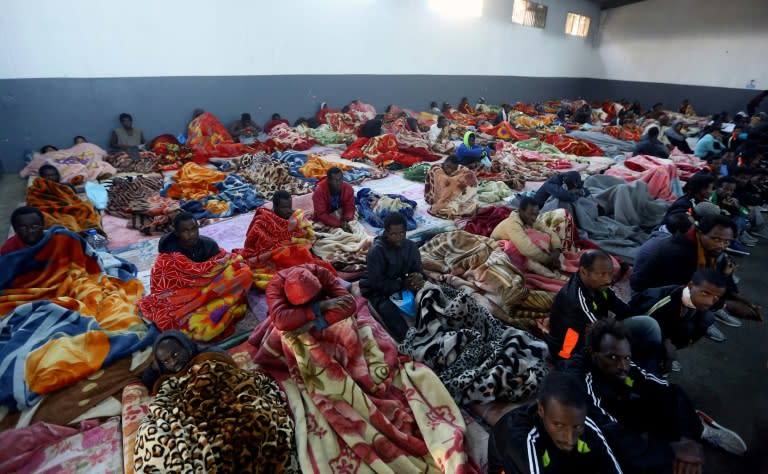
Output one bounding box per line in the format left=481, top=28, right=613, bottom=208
left=455, top=131, right=493, bottom=169
left=246, top=263, right=478, bottom=473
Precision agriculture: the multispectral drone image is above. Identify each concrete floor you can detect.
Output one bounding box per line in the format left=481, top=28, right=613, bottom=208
left=0, top=172, right=765, bottom=472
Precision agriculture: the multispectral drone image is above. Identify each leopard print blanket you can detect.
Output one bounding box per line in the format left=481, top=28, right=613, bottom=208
left=398, top=284, right=549, bottom=405
left=134, top=353, right=299, bottom=473
left=237, top=153, right=313, bottom=199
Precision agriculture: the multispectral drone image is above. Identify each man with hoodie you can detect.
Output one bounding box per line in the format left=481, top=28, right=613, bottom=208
left=633, top=125, right=670, bottom=158
left=664, top=120, right=694, bottom=153
left=455, top=131, right=493, bottom=169
left=359, top=212, right=424, bottom=341
left=311, top=167, right=355, bottom=231
left=533, top=171, right=589, bottom=209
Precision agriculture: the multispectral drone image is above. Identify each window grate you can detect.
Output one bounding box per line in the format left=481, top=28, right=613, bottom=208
left=565, top=12, right=591, bottom=37
left=511, top=0, right=548, bottom=29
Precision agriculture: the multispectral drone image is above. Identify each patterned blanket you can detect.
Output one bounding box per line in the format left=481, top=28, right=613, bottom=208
left=268, top=123, right=316, bottom=151
left=419, top=231, right=553, bottom=334
left=238, top=153, right=314, bottom=199
left=135, top=353, right=298, bottom=473
left=104, top=151, right=161, bottom=174
left=355, top=188, right=418, bottom=230
left=247, top=300, right=479, bottom=474
left=234, top=208, right=335, bottom=289
left=164, top=162, right=227, bottom=201
left=187, top=112, right=254, bottom=162
left=311, top=220, right=373, bottom=272
left=0, top=227, right=153, bottom=411
left=106, top=175, right=180, bottom=235
left=399, top=284, right=548, bottom=404
left=424, top=165, right=478, bottom=219
left=20, top=143, right=116, bottom=184
left=27, top=177, right=103, bottom=234
left=138, top=249, right=252, bottom=342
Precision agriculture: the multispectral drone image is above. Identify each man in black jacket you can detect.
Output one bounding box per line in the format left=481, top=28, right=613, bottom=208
left=630, top=269, right=726, bottom=355
left=488, top=371, right=623, bottom=474
left=564, top=319, right=746, bottom=474
left=548, top=250, right=662, bottom=372
left=359, top=212, right=424, bottom=341
left=633, top=126, right=670, bottom=158
left=663, top=173, right=715, bottom=224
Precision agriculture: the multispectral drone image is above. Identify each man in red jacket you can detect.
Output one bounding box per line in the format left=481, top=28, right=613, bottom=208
left=312, top=167, right=355, bottom=232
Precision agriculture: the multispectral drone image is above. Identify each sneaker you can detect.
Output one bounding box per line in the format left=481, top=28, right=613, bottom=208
left=743, top=231, right=761, bottom=242
left=750, top=229, right=768, bottom=240
left=671, top=360, right=683, bottom=372
left=706, top=324, right=727, bottom=342
left=697, top=410, right=747, bottom=456
left=726, top=241, right=751, bottom=256
left=714, top=309, right=743, bottom=327
left=738, top=236, right=756, bottom=247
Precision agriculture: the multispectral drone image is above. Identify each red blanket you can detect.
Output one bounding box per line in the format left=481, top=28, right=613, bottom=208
left=544, top=133, right=603, bottom=157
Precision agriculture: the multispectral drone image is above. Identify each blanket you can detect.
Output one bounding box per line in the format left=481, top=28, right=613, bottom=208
left=424, top=165, right=478, bottom=218
left=247, top=300, right=479, bottom=474
left=299, top=124, right=356, bottom=145
left=567, top=131, right=636, bottom=157
left=0, top=227, right=152, bottom=411
left=164, top=161, right=227, bottom=201
left=297, top=154, right=387, bottom=184
left=106, top=175, right=164, bottom=219
left=147, top=134, right=194, bottom=170
left=104, top=150, right=161, bottom=174
left=544, top=133, right=604, bottom=157
left=584, top=175, right=669, bottom=231
left=138, top=249, right=252, bottom=342
left=419, top=231, right=553, bottom=334
left=234, top=208, right=335, bottom=289
left=187, top=112, right=254, bottom=162
left=238, top=153, right=314, bottom=198
left=399, top=284, right=549, bottom=404
left=268, top=123, right=316, bottom=150
left=477, top=121, right=530, bottom=142
left=20, top=143, right=116, bottom=184
left=476, top=181, right=514, bottom=203
left=135, top=353, right=298, bottom=473
left=26, top=177, right=103, bottom=234
left=462, top=206, right=512, bottom=237
left=311, top=220, right=373, bottom=272
left=355, top=188, right=418, bottom=230
left=604, top=155, right=680, bottom=201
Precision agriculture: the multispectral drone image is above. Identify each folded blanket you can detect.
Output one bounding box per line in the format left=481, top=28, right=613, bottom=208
left=419, top=230, right=553, bottom=333
left=138, top=249, right=252, bottom=342
left=355, top=188, right=418, bottom=230
left=135, top=353, right=298, bottom=473
left=399, top=284, right=549, bottom=404
left=0, top=227, right=153, bottom=410
left=27, top=177, right=103, bottom=234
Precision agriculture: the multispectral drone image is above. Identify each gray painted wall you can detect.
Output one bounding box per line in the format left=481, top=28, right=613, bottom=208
left=0, top=74, right=761, bottom=172
left=0, top=75, right=585, bottom=172
left=582, top=79, right=761, bottom=117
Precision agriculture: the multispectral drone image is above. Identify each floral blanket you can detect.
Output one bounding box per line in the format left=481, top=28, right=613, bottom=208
left=20, top=143, right=116, bottom=184
left=355, top=188, right=418, bottom=230
left=311, top=220, right=373, bottom=272
left=27, top=177, right=103, bottom=234
left=399, top=284, right=549, bottom=404
left=246, top=300, right=480, bottom=473
left=424, top=165, right=478, bottom=219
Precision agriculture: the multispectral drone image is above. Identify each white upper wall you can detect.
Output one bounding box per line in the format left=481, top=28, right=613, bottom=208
left=594, top=0, right=768, bottom=89
left=0, top=0, right=601, bottom=79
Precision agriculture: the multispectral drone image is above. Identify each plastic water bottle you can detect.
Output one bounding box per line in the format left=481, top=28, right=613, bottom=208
left=85, top=229, right=108, bottom=252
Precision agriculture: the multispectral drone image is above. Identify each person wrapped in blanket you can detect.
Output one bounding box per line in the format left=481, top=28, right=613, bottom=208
left=135, top=330, right=298, bottom=473
left=0, top=206, right=45, bottom=255
left=233, top=190, right=336, bottom=289
left=424, top=154, right=479, bottom=218
left=359, top=212, right=424, bottom=342
left=311, top=167, right=355, bottom=231
left=247, top=263, right=477, bottom=473
left=456, top=131, right=493, bottom=170
left=26, top=164, right=104, bottom=236
left=491, top=197, right=578, bottom=291
left=138, top=212, right=253, bottom=342
left=533, top=171, right=590, bottom=211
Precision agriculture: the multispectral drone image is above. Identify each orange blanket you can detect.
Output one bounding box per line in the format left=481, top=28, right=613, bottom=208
left=26, top=178, right=102, bottom=234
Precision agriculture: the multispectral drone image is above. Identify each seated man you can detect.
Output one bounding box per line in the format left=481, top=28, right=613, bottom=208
left=234, top=190, right=335, bottom=289
left=492, top=197, right=566, bottom=270
left=664, top=120, right=694, bottom=154
left=311, top=167, right=355, bottom=231
left=456, top=131, right=493, bottom=169
left=141, top=329, right=227, bottom=391
left=139, top=212, right=252, bottom=341
left=424, top=155, right=478, bottom=218
left=1, top=206, right=45, bottom=255
left=428, top=116, right=448, bottom=142
left=110, top=113, right=145, bottom=151
left=694, top=126, right=726, bottom=158
left=359, top=213, right=424, bottom=341
left=710, top=176, right=755, bottom=247
left=229, top=112, right=261, bottom=144
left=664, top=173, right=716, bottom=222
left=633, top=125, right=670, bottom=158
left=263, top=113, right=290, bottom=134
left=549, top=250, right=662, bottom=372
left=487, top=371, right=622, bottom=474
left=566, top=319, right=745, bottom=474
left=630, top=269, right=727, bottom=364
left=533, top=171, right=589, bottom=209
